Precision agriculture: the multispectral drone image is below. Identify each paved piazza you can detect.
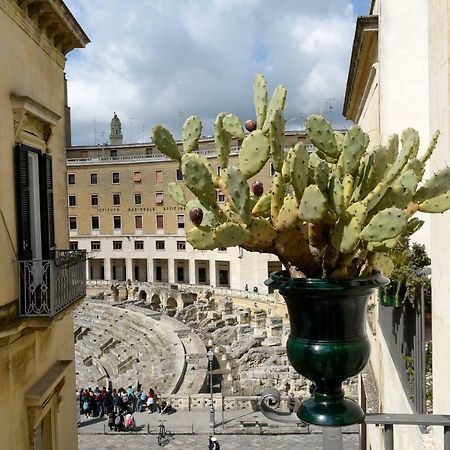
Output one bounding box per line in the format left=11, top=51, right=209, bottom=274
left=79, top=433, right=359, bottom=449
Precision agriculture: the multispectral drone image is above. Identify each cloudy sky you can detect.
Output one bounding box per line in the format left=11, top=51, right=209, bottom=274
left=65, top=0, right=370, bottom=146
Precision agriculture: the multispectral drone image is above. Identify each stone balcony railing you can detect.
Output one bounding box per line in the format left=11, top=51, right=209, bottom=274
left=19, top=250, right=87, bottom=317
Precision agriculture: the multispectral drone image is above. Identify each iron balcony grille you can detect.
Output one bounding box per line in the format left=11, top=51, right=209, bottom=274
left=19, top=250, right=87, bottom=317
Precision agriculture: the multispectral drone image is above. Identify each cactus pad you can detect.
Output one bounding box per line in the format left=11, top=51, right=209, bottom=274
left=214, top=222, right=250, bottom=247
left=360, top=207, right=407, bottom=241
left=182, top=115, right=202, bottom=153
left=168, top=182, right=187, bottom=206
left=238, top=130, right=270, bottom=178
left=152, top=125, right=181, bottom=161
left=223, top=114, right=246, bottom=139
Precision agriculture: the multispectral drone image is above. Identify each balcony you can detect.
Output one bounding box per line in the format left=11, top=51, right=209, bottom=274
left=19, top=250, right=87, bottom=317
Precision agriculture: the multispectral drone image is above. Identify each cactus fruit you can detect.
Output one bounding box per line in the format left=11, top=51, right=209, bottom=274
left=245, top=119, right=257, bottom=132
left=188, top=207, right=204, bottom=226
left=152, top=74, right=450, bottom=279
left=251, top=180, right=264, bottom=197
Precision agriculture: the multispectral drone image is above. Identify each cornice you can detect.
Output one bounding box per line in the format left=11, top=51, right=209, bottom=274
left=0, top=0, right=89, bottom=66
left=343, top=15, right=378, bottom=121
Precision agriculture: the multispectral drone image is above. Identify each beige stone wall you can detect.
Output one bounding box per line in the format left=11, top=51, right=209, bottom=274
left=0, top=1, right=87, bottom=449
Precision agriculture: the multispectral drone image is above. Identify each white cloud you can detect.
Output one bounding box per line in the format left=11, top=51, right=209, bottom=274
left=65, top=0, right=360, bottom=145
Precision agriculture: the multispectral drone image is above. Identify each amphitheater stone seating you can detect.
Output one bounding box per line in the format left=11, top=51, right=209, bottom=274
left=74, top=301, right=207, bottom=394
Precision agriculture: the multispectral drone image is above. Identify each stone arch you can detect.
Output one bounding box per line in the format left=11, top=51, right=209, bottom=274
left=139, top=290, right=147, bottom=300
left=166, top=297, right=177, bottom=316
left=150, top=294, right=161, bottom=310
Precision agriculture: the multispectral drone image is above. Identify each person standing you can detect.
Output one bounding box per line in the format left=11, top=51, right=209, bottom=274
left=287, top=392, right=296, bottom=414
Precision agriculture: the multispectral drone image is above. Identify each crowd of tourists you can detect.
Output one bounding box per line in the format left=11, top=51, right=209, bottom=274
left=77, top=384, right=175, bottom=431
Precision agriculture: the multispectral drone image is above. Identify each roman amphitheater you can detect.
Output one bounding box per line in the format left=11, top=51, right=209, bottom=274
left=75, top=281, right=360, bottom=408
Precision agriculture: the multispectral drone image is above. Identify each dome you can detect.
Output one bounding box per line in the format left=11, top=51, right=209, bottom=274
left=111, top=112, right=121, bottom=126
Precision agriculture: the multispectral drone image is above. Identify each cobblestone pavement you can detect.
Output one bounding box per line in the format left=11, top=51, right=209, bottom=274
left=79, top=433, right=359, bottom=449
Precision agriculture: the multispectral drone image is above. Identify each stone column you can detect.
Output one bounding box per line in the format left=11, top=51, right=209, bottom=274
left=125, top=258, right=133, bottom=281
left=147, top=259, right=153, bottom=283
left=209, top=261, right=216, bottom=287
left=189, top=259, right=196, bottom=285
left=168, top=258, right=175, bottom=283
left=104, top=258, right=111, bottom=281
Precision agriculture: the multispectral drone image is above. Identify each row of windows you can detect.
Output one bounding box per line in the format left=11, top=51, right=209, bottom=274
left=70, top=240, right=188, bottom=251
left=67, top=169, right=183, bottom=186
left=68, top=214, right=185, bottom=231
left=68, top=163, right=277, bottom=187
left=69, top=240, right=228, bottom=252
left=68, top=192, right=162, bottom=207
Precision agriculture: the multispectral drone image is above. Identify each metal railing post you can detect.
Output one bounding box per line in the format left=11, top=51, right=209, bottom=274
left=384, top=424, right=394, bottom=450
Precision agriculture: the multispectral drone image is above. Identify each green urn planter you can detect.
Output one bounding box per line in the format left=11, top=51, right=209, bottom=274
left=266, top=271, right=389, bottom=427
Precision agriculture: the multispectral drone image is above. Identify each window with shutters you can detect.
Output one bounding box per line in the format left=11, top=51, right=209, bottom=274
left=135, top=215, right=143, bottom=230
left=15, top=145, right=56, bottom=260
left=133, top=171, right=142, bottom=183
left=156, top=214, right=164, bottom=230
left=177, top=214, right=185, bottom=229
left=155, top=170, right=163, bottom=183
left=155, top=192, right=163, bottom=205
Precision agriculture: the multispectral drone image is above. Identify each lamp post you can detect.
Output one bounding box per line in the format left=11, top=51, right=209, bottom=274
left=207, top=349, right=215, bottom=432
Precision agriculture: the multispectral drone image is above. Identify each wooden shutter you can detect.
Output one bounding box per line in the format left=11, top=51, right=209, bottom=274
left=40, top=153, right=55, bottom=258
left=15, top=145, right=32, bottom=260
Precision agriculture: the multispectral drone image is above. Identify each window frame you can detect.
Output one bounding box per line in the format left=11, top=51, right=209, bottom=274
left=134, top=240, right=144, bottom=250
left=112, top=240, right=122, bottom=250
left=90, top=172, right=98, bottom=185
left=112, top=172, right=120, bottom=184
left=155, top=240, right=165, bottom=250
left=134, top=193, right=142, bottom=205
left=68, top=195, right=76, bottom=207
left=91, top=215, right=100, bottom=231
left=69, top=216, right=78, bottom=231
left=177, top=214, right=185, bottom=229
left=67, top=173, right=76, bottom=185
left=177, top=240, right=186, bottom=251
left=91, top=240, right=101, bottom=251
left=134, top=215, right=143, bottom=230
left=155, top=170, right=163, bottom=183
left=156, top=214, right=164, bottom=230
left=112, top=192, right=121, bottom=206
left=155, top=192, right=164, bottom=205
left=113, top=215, right=122, bottom=230
left=91, top=194, right=99, bottom=207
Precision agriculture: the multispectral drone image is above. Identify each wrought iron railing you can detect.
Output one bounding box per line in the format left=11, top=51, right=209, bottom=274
left=378, top=275, right=428, bottom=414
left=19, top=250, right=87, bottom=317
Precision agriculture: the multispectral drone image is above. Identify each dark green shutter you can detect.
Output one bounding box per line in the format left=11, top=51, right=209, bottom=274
left=15, top=145, right=32, bottom=260
left=40, top=153, right=55, bottom=259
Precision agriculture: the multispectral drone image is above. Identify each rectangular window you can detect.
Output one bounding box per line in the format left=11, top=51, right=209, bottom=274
left=135, top=240, right=144, bottom=250
left=176, top=168, right=183, bottom=181
left=216, top=166, right=221, bottom=176
left=177, top=214, right=185, bottom=229
left=155, top=240, right=165, bottom=250
left=91, top=194, right=99, bottom=206
left=177, top=266, right=185, bottom=282
left=91, top=216, right=100, bottom=230
left=69, top=241, right=78, bottom=250
left=177, top=240, right=186, bottom=251
left=134, top=193, right=142, bottom=205
left=69, top=216, right=77, bottom=230
left=218, top=246, right=227, bottom=252
left=112, top=172, right=120, bottom=184
left=156, top=214, right=164, bottom=230
left=155, top=192, right=164, bottom=205
left=135, top=215, right=143, bottom=230
left=113, top=240, right=122, bottom=250
left=68, top=195, right=76, bottom=207
left=217, top=190, right=226, bottom=203
left=198, top=267, right=207, bottom=283
left=112, top=193, right=121, bottom=206
left=155, top=170, right=163, bottom=183
left=133, top=171, right=142, bottom=182
left=270, top=162, right=275, bottom=176
left=16, top=146, right=55, bottom=260
left=67, top=173, right=76, bottom=185
left=91, top=241, right=101, bottom=250
left=113, top=215, right=121, bottom=230
left=110, top=149, right=117, bottom=158
left=90, top=173, right=98, bottom=185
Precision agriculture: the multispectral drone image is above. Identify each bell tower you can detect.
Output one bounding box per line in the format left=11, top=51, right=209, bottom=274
left=109, top=112, right=123, bottom=145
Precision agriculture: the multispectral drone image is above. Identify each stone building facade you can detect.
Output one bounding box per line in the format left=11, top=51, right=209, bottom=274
left=67, top=120, right=312, bottom=293
left=344, top=1, right=450, bottom=448
left=0, top=1, right=88, bottom=449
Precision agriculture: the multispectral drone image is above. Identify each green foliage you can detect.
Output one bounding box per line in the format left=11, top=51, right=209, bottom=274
left=152, top=74, right=450, bottom=279
left=382, top=238, right=431, bottom=306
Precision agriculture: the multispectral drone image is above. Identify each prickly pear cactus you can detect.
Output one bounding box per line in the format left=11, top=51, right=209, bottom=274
left=152, top=74, right=450, bottom=279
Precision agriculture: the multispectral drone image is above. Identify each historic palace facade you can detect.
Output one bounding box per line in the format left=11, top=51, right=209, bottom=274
left=67, top=117, right=311, bottom=293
